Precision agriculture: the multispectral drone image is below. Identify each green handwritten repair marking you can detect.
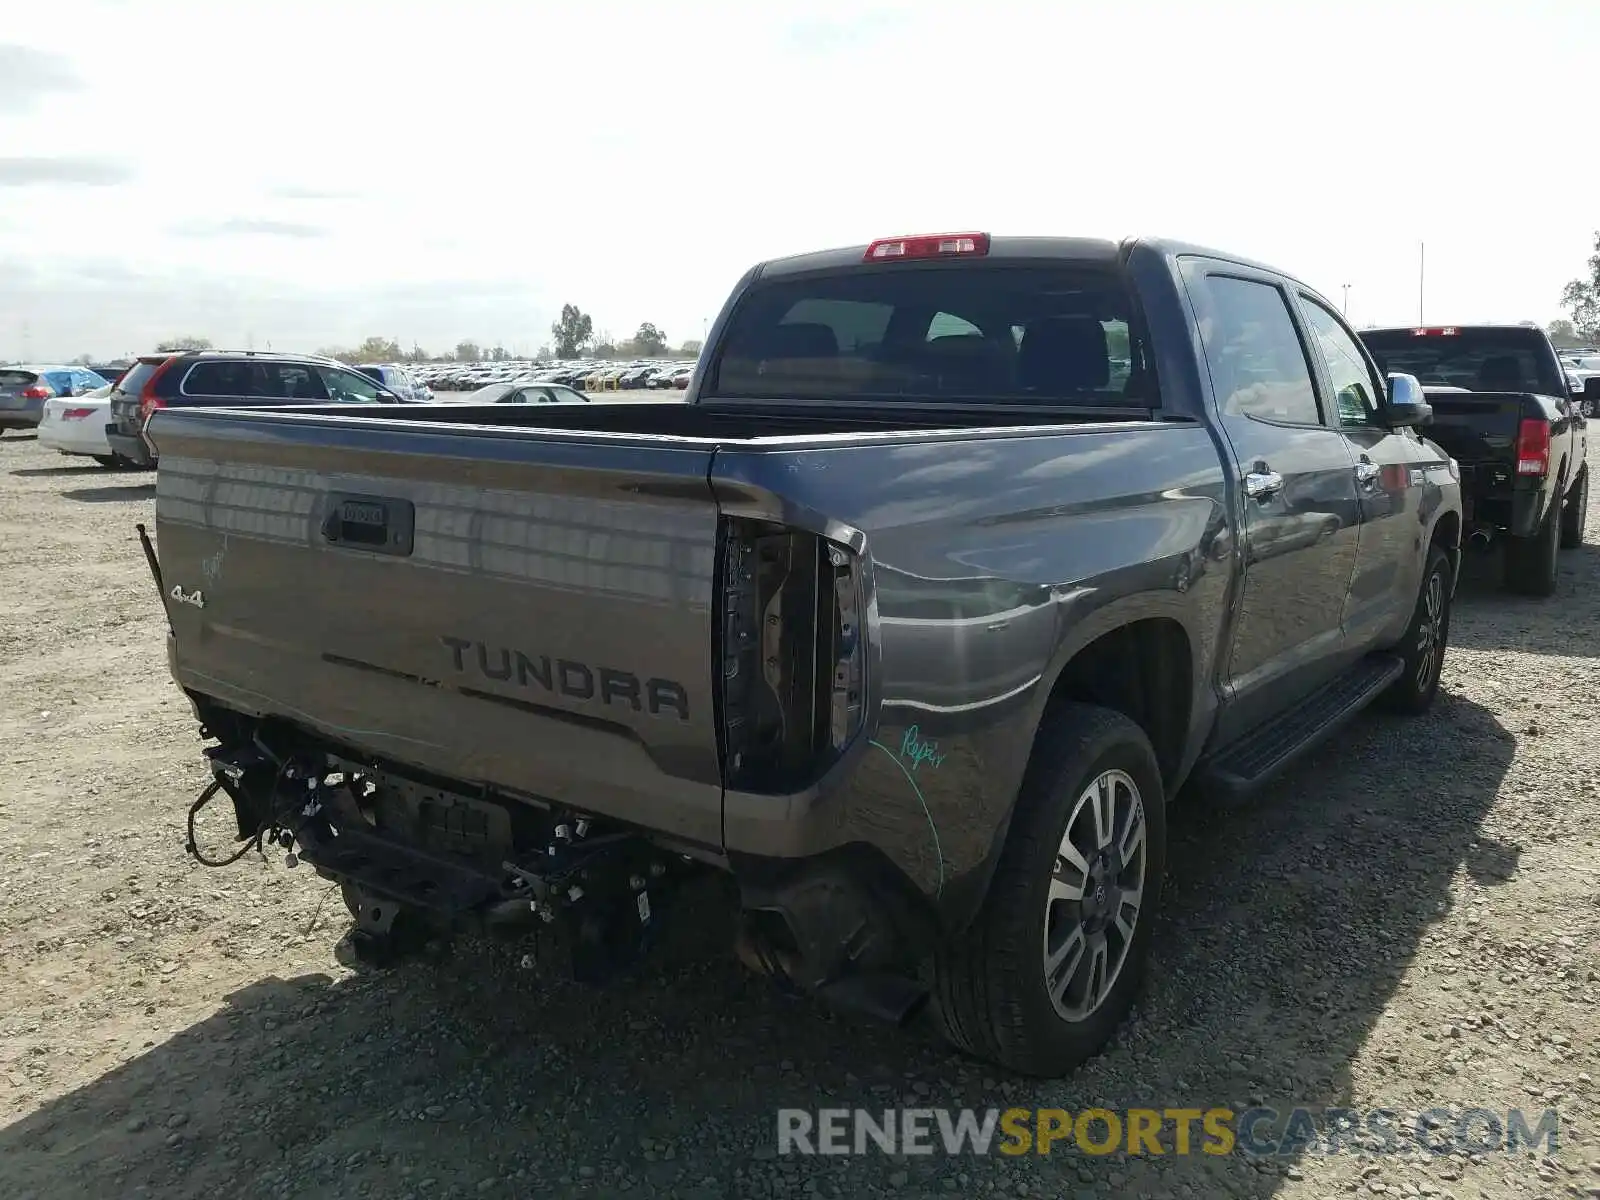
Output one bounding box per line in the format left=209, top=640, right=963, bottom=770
left=899, top=725, right=946, bottom=772
left=869, top=737, right=946, bottom=895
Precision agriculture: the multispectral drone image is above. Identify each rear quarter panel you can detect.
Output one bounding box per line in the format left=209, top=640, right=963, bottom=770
left=713, top=422, right=1230, bottom=903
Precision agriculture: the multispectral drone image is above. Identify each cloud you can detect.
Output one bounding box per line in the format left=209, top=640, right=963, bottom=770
left=267, top=185, right=359, bottom=201
left=170, top=217, right=329, bottom=239
left=1, top=257, right=562, bottom=359
left=0, top=45, right=81, bottom=113
left=0, top=156, right=134, bottom=187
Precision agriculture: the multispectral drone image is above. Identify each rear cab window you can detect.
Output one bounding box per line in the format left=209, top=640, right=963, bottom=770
left=704, top=262, right=1152, bottom=407
left=1358, top=328, right=1566, bottom=397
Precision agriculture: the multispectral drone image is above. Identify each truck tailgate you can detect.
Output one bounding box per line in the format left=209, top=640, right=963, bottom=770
left=148, top=408, right=725, bottom=849
left=1420, top=389, right=1526, bottom=465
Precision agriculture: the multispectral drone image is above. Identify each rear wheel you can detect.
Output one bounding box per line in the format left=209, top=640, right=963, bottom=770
left=1503, top=499, right=1561, bottom=597
left=934, top=703, right=1166, bottom=1077
left=1382, top=543, right=1453, bottom=714
left=92, top=454, right=121, bottom=469
left=1559, top=467, right=1588, bottom=550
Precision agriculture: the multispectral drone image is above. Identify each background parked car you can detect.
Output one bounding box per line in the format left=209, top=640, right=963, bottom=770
left=37, top=384, right=130, bottom=468
left=355, top=363, right=430, bottom=402
left=107, top=350, right=404, bottom=467
left=0, top=365, right=110, bottom=434
left=88, top=362, right=131, bottom=387
left=457, top=382, right=590, bottom=405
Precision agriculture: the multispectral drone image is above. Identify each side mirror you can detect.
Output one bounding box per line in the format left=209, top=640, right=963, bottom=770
left=1384, top=373, right=1432, bottom=428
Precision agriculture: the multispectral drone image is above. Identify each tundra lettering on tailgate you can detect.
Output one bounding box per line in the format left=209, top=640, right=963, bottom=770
left=441, top=635, right=690, bottom=720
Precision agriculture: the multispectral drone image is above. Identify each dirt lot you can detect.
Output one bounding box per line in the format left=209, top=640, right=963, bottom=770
left=1, top=429, right=1597, bottom=1200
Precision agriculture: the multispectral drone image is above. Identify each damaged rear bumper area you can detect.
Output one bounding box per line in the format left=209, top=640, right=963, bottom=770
left=190, top=718, right=939, bottom=1024
left=195, top=728, right=692, bottom=983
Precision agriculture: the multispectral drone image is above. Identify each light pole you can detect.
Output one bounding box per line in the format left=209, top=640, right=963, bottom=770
left=1341, top=284, right=1351, bottom=316
left=1418, top=242, right=1425, bottom=325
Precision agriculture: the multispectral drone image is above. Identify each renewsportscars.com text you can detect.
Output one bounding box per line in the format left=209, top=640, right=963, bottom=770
left=776, top=1106, right=1561, bottom=1158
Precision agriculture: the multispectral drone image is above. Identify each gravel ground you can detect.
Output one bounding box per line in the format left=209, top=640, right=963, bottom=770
left=1, top=429, right=1596, bottom=1200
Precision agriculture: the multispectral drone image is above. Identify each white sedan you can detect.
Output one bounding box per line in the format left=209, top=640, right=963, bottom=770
left=37, top=385, right=131, bottom=468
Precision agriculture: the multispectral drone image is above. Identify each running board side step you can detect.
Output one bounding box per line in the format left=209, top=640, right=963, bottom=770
left=1196, top=654, right=1404, bottom=800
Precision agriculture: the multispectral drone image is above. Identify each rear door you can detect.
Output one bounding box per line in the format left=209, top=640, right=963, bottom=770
left=1295, top=294, right=1428, bottom=651
left=1180, top=259, right=1363, bottom=744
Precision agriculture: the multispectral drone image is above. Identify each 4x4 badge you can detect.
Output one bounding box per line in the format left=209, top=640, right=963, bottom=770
left=169, top=584, right=205, bottom=610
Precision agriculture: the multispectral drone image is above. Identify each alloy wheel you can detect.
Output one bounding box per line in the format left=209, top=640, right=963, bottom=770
left=1042, top=769, right=1147, bottom=1022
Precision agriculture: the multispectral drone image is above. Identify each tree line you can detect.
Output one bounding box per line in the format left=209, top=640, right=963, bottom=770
left=1558, top=232, right=1600, bottom=345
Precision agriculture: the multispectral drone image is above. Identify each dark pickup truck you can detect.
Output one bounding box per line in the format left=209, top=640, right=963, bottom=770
left=1358, top=324, right=1589, bottom=596
left=141, top=234, right=1463, bottom=1077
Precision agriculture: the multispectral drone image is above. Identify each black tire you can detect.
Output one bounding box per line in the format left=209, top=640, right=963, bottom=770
left=1382, top=543, right=1452, bottom=714
left=1503, top=499, right=1561, bottom=597
left=933, top=703, right=1167, bottom=1077
left=1559, top=467, right=1588, bottom=550
left=92, top=454, right=121, bottom=469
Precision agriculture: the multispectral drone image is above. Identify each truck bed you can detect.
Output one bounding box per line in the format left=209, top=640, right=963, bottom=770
left=145, top=401, right=1185, bottom=857
left=231, top=397, right=1157, bottom=436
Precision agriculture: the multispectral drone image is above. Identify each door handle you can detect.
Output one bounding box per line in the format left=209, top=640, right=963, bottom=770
left=1244, top=467, right=1285, bottom=500
left=1354, top=459, right=1381, bottom=488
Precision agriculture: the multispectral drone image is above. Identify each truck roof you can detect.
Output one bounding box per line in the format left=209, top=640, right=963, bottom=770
left=1363, top=323, right=1550, bottom=335
left=751, top=234, right=1319, bottom=291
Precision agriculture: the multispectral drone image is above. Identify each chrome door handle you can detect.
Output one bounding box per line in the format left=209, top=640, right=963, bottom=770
left=1354, top=460, right=1381, bottom=488
left=1244, top=468, right=1285, bottom=499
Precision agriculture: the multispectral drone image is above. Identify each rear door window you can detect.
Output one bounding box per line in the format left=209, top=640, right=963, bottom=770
left=706, top=264, right=1150, bottom=405
left=260, top=363, right=328, bottom=399
left=181, top=361, right=256, bottom=396
left=1193, top=275, right=1322, bottom=426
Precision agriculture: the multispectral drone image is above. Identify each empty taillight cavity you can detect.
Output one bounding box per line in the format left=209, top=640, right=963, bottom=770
left=717, top=519, right=867, bottom=792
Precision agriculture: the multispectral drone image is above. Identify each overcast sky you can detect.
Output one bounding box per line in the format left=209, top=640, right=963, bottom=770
left=2, top=0, right=1595, bottom=361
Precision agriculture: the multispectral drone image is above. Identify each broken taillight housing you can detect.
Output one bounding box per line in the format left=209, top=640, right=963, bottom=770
left=718, top=518, right=866, bottom=792
left=826, top=542, right=865, bottom=753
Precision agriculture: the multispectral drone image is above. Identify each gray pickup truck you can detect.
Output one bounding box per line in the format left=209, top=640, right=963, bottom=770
left=141, top=233, right=1463, bottom=1077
